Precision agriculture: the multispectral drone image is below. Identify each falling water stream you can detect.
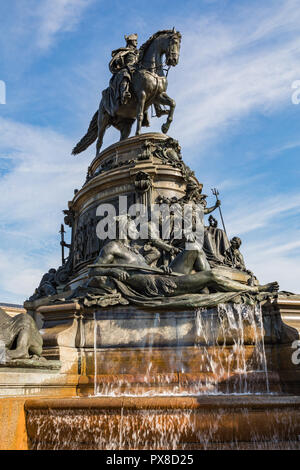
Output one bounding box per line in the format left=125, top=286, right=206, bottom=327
left=193, top=303, right=270, bottom=395
left=93, top=312, right=98, bottom=396
left=26, top=303, right=300, bottom=449
left=92, top=303, right=271, bottom=397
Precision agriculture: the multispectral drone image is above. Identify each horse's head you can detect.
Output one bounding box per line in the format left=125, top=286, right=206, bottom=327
left=165, top=30, right=181, bottom=67
left=138, top=29, right=182, bottom=71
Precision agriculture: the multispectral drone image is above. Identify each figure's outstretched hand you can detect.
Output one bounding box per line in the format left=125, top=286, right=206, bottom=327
left=159, top=265, right=173, bottom=274
left=215, top=199, right=221, bottom=207
left=258, top=281, right=279, bottom=293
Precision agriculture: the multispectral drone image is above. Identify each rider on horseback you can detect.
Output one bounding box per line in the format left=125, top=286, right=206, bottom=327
left=106, top=33, right=165, bottom=123
left=72, top=30, right=181, bottom=156
left=109, top=33, right=138, bottom=106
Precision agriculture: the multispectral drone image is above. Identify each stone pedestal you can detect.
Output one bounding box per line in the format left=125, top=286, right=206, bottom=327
left=2, top=134, right=299, bottom=450
left=277, top=294, right=300, bottom=334
left=65, top=133, right=200, bottom=280
left=20, top=299, right=300, bottom=397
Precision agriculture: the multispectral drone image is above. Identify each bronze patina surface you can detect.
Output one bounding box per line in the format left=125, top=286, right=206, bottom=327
left=1, top=29, right=299, bottom=451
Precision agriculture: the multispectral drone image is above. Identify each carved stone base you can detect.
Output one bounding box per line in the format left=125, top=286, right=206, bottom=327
left=25, top=299, right=300, bottom=396
left=0, top=358, right=61, bottom=370
left=67, top=132, right=200, bottom=278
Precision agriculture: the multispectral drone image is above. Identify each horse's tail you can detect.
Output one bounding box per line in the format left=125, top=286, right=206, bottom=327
left=72, top=110, right=98, bottom=155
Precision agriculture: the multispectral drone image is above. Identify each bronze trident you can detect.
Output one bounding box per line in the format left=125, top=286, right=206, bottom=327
left=212, top=188, right=236, bottom=266
left=211, top=188, right=227, bottom=235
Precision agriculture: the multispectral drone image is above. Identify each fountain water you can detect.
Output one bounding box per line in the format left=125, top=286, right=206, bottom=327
left=93, top=312, right=98, bottom=396
left=24, top=302, right=300, bottom=449
left=26, top=396, right=300, bottom=450
left=20, top=130, right=300, bottom=450
left=90, top=303, right=272, bottom=397
left=193, top=303, right=270, bottom=395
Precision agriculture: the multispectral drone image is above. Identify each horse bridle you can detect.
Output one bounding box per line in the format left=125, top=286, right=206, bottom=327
left=137, top=61, right=171, bottom=76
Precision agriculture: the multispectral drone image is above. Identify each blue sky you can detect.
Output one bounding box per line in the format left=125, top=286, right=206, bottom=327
left=0, top=0, right=300, bottom=303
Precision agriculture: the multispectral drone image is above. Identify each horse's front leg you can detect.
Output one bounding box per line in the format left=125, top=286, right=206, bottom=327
left=135, top=90, right=146, bottom=136
left=155, top=92, right=175, bottom=134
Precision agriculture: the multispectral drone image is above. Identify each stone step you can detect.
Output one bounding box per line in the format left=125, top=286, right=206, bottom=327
left=25, top=395, right=300, bottom=450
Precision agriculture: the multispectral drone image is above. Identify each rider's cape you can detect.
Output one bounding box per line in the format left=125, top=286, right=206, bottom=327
left=102, top=47, right=139, bottom=117
left=109, top=47, right=137, bottom=74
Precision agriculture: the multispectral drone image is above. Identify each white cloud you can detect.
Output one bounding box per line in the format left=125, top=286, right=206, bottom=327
left=268, top=140, right=300, bottom=156
left=1, top=0, right=300, bottom=303
left=0, top=117, right=86, bottom=233
left=0, top=248, right=58, bottom=304
left=246, top=253, right=300, bottom=293
left=165, top=0, right=300, bottom=149
left=0, top=0, right=94, bottom=65
left=244, top=233, right=300, bottom=293
left=36, top=0, right=94, bottom=50
left=226, top=193, right=300, bottom=236
left=0, top=117, right=87, bottom=302
left=223, top=194, right=300, bottom=293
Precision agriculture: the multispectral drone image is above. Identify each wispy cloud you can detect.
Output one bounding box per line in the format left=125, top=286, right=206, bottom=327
left=268, top=140, right=300, bottom=156
left=0, top=117, right=86, bottom=233
left=226, top=193, right=300, bottom=236
left=224, top=193, right=300, bottom=292
left=250, top=239, right=300, bottom=258
left=167, top=0, right=300, bottom=149
left=0, top=117, right=87, bottom=301
left=246, top=252, right=300, bottom=293
left=65, top=0, right=300, bottom=151
left=0, top=0, right=299, bottom=302
left=36, top=0, right=95, bottom=50
left=0, top=0, right=94, bottom=72
left=0, top=248, right=58, bottom=304
left=244, top=231, right=300, bottom=293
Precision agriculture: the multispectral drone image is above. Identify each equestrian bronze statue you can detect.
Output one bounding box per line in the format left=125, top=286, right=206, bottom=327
left=72, top=29, right=181, bottom=156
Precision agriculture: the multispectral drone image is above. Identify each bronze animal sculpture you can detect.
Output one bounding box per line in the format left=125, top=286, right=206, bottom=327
left=0, top=309, right=43, bottom=361
left=72, top=29, right=181, bottom=156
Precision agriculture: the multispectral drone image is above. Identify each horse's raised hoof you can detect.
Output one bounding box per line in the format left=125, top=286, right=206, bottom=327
left=142, top=114, right=150, bottom=127
left=161, top=123, right=169, bottom=134
left=156, top=108, right=167, bottom=118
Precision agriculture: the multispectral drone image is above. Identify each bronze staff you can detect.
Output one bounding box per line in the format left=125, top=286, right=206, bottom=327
left=59, top=224, right=66, bottom=266
left=211, top=187, right=227, bottom=235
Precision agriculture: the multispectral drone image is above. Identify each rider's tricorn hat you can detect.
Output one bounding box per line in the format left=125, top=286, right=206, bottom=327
left=125, top=33, right=138, bottom=42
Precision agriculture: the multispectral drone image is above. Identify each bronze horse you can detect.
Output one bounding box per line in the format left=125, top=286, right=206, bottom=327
left=72, top=29, right=181, bottom=156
